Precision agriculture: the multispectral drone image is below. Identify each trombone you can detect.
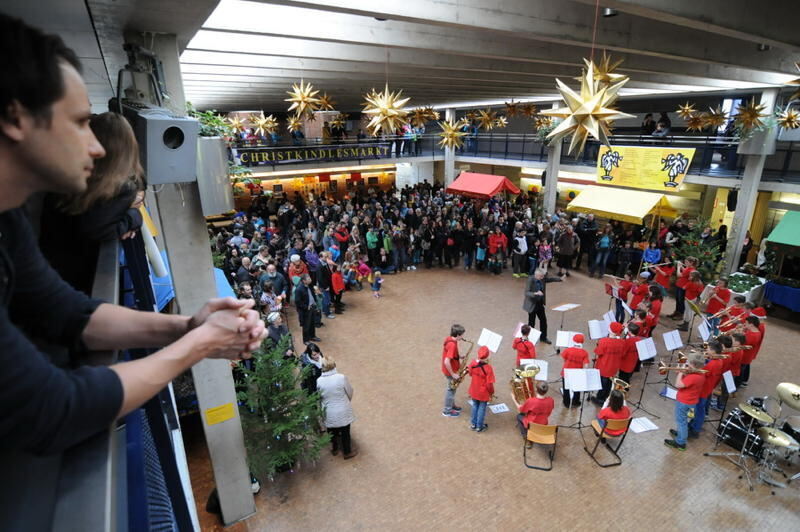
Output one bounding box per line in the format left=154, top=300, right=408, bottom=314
left=658, top=360, right=709, bottom=376
left=676, top=351, right=729, bottom=364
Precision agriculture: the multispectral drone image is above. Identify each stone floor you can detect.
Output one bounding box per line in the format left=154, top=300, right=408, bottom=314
left=185, top=265, right=800, bottom=531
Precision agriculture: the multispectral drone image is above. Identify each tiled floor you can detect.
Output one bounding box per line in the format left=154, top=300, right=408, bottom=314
left=185, top=266, right=800, bottom=530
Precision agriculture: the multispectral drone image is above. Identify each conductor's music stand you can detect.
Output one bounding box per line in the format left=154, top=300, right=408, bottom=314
left=629, top=346, right=660, bottom=419
left=551, top=303, right=581, bottom=354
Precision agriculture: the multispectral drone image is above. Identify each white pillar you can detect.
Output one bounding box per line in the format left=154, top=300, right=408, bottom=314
left=145, top=34, right=256, bottom=526
left=543, top=102, right=561, bottom=215
left=444, top=108, right=456, bottom=186
left=724, top=88, right=779, bottom=275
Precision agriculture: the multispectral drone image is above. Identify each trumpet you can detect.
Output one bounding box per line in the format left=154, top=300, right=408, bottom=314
left=709, top=304, right=735, bottom=319
left=658, top=360, right=709, bottom=375
left=510, top=364, right=541, bottom=406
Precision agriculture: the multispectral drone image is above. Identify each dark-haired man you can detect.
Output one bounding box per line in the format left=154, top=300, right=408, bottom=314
left=442, top=324, right=466, bottom=417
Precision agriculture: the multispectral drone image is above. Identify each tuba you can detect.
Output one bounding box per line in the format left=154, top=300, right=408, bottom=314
left=611, top=377, right=630, bottom=397
left=510, top=364, right=541, bottom=405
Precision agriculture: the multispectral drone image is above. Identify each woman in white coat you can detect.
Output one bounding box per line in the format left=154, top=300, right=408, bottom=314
left=317, top=357, right=357, bottom=459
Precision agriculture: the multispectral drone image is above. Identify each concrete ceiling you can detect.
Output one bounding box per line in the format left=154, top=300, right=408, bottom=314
left=178, top=0, right=799, bottom=112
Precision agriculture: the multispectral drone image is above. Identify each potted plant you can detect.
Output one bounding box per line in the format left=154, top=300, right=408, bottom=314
left=187, top=102, right=235, bottom=214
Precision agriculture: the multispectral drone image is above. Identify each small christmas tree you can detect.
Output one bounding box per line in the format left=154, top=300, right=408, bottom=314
left=238, top=336, right=330, bottom=479
left=671, top=217, right=724, bottom=282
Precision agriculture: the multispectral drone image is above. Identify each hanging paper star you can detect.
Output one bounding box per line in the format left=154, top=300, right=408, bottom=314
left=701, top=105, right=728, bottom=129
left=438, top=119, right=467, bottom=149
left=362, top=89, right=379, bottom=110
left=521, top=104, right=538, bottom=118
left=505, top=101, right=519, bottom=117
left=423, top=106, right=440, bottom=121
left=540, top=60, right=635, bottom=155
left=534, top=116, right=553, bottom=130
left=493, top=116, right=508, bottom=129
left=676, top=102, right=697, bottom=120
left=734, top=98, right=767, bottom=131
left=456, top=117, right=470, bottom=129
left=410, top=108, right=430, bottom=128
left=362, top=83, right=410, bottom=136
left=287, top=115, right=303, bottom=132
left=477, top=109, right=498, bottom=130
left=285, top=80, right=320, bottom=117
left=330, top=113, right=348, bottom=129
left=317, top=92, right=336, bottom=111
left=227, top=115, right=246, bottom=133
left=786, top=62, right=800, bottom=102
left=250, top=113, right=278, bottom=136
left=465, top=110, right=478, bottom=121
left=777, top=108, right=800, bottom=129
left=685, top=113, right=706, bottom=132
left=585, top=52, right=625, bottom=86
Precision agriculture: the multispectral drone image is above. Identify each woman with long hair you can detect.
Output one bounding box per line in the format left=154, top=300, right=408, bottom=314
left=40, top=111, right=145, bottom=294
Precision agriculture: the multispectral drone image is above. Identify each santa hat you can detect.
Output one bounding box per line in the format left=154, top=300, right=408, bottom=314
left=751, top=307, right=767, bottom=319
left=478, top=346, right=491, bottom=359
left=573, top=333, right=585, bottom=344
left=609, top=322, right=624, bottom=335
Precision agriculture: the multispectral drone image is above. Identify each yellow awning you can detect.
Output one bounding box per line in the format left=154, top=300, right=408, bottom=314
left=567, top=186, right=676, bottom=224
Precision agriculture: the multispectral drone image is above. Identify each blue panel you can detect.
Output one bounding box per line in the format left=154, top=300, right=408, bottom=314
left=214, top=267, right=236, bottom=299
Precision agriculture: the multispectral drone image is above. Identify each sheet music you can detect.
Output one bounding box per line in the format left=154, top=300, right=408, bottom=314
left=630, top=417, right=659, bottom=433
left=556, top=330, right=578, bottom=348
left=477, top=328, right=503, bottom=353
left=612, top=286, right=619, bottom=299
left=603, top=310, right=615, bottom=325
left=513, top=322, right=524, bottom=338
left=588, top=320, right=608, bottom=340
left=621, top=301, right=634, bottom=316
left=553, top=303, right=581, bottom=312
left=488, top=403, right=509, bottom=414
left=723, top=370, right=736, bottom=393
left=528, top=328, right=542, bottom=344
left=662, top=330, right=684, bottom=351
left=698, top=321, right=711, bottom=341
left=636, top=337, right=658, bottom=360
left=523, top=359, right=548, bottom=381
left=564, top=368, right=602, bottom=392
left=662, top=386, right=678, bottom=400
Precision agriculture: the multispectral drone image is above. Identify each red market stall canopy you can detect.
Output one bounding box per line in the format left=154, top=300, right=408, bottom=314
left=446, top=172, right=521, bottom=199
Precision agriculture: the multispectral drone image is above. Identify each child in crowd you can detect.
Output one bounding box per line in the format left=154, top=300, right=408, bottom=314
left=342, top=262, right=359, bottom=290
left=356, top=256, right=372, bottom=289
left=615, top=241, right=636, bottom=277
left=331, top=264, right=345, bottom=313
left=371, top=271, right=383, bottom=298
left=377, top=247, right=395, bottom=273
left=643, top=240, right=662, bottom=265
left=538, top=238, right=553, bottom=272
left=527, top=238, right=540, bottom=276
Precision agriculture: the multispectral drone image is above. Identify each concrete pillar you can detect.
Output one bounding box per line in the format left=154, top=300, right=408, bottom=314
left=139, top=34, right=256, bottom=525
left=543, top=103, right=561, bottom=215
left=724, top=88, right=779, bottom=276
left=444, top=108, right=456, bottom=186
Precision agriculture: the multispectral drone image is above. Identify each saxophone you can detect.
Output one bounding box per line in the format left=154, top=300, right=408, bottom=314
left=448, top=338, right=475, bottom=391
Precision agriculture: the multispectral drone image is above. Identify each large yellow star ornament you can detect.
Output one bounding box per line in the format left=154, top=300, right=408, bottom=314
left=540, top=61, right=634, bottom=156
left=777, top=109, right=800, bottom=129
left=363, top=83, right=410, bottom=136
left=287, top=115, right=303, bottom=132
left=493, top=116, right=508, bottom=129
left=676, top=102, right=697, bottom=120
left=227, top=115, right=246, bottom=133
left=410, top=108, right=431, bottom=128
left=317, top=93, right=336, bottom=111
left=734, top=98, right=767, bottom=131
left=686, top=114, right=705, bottom=132
left=477, top=109, right=498, bottom=130
left=585, top=52, right=625, bottom=85
left=285, top=80, right=320, bottom=117
left=702, top=105, right=728, bottom=129
left=250, top=113, right=278, bottom=136
left=438, top=120, right=467, bottom=149
left=330, top=113, right=348, bottom=129
left=786, top=62, right=800, bottom=102
left=505, top=101, right=519, bottom=117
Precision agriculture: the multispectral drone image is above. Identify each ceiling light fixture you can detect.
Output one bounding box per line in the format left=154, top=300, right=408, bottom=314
left=602, top=8, right=618, bottom=17
left=757, top=43, right=771, bottom=52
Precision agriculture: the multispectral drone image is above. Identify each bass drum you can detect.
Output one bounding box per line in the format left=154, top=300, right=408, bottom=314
left=717, top=408, right=764, bottom=459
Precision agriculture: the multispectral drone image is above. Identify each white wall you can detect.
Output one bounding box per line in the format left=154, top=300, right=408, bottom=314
left=395, top=161, right=435, bottom=188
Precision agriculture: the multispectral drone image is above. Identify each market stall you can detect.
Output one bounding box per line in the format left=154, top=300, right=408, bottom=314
left=763, top=211, right=800, bottom=312
left=566, top=185, right=677, bottom=225
left=445, top=171, right=521, bottom=199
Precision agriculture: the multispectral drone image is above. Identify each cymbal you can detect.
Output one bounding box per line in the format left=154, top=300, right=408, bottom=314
left=777, top=382, right=800, bottom=411
left=739, top=403, right=774, bottom=424
left=757, top=427, right=800, bottom=448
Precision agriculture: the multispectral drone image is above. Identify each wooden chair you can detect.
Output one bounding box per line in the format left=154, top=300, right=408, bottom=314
left=585, top=418, right=631, bottom=467
left=524, top=423, right=558, bottom=470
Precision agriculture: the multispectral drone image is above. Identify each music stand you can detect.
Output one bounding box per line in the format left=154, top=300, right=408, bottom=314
left=551, top=303, right=581, bottom=354
left=685, top=299, right=707, bottom=345
left=629, top=339, right=660, bottom=419
left=561, top=369, right=602, bottom=440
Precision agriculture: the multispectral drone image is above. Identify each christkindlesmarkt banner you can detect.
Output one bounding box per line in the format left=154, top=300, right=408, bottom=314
left=595, top=145, right=696, bottom=191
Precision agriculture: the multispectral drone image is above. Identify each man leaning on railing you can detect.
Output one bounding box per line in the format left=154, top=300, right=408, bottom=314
left=0, top=14, right=267, bottom=455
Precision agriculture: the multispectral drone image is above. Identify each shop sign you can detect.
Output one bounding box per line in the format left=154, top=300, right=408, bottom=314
left=596, top=145, right=696, bottom=191
left=233, top=143, right=392, bottom=167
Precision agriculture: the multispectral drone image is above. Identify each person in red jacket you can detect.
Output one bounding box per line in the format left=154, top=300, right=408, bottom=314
left=441, top=324, right=466, bottom=417
left=513, top=325, right=537, bottom=366
left=630, top=271, right=651, bottom=311
left=670, top=256, right=698, bottom=319
left=561, top=333, right=589, bottom=407
left=689, top=341, right=726, bottom=436
left=651, top=263, right=675, bottom=297
left=487, top=226, right=508, bottom=275
left=677, top=270, right=704, bottom=331
left=468, top=346, right=495, bottom=432
left=740, top=316, right=763, bottom=387
left=330, top=264, right=346, bottom=314
left=619, top=322, right=643, bottom=384
left=597, top=389, right=631, bottom=436
left=592, top=322, right=627, bottom=405
left=665, top=353, right=706, bottom=451
left=517, top=381, right=554, bottom=446
left=704, top=278, right=731, bottom=335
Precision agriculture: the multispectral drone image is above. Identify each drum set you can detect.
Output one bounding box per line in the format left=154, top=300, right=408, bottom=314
left=706, top=382, right=800, bottom=492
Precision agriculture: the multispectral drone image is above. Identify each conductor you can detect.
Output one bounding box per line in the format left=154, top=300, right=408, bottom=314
left=522, top=269, right=561, bottom=344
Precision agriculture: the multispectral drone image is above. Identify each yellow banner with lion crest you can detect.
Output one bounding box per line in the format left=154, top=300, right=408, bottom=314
left=595, top=145, right=696, bottom=191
